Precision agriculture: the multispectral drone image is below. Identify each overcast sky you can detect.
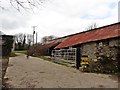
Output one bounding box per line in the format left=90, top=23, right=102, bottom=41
left=1, top=0, right=119, bottom=42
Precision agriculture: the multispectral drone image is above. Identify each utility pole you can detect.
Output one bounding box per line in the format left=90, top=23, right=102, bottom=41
left=36, top=32, right=38, bottom=44
left=32, top=26, right=37, bottom=45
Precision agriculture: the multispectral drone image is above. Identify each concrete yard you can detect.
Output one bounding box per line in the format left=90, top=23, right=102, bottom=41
left=5, top=53, right=118, bottom=88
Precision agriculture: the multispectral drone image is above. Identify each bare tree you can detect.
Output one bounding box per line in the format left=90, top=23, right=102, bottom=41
left=41, top=36, right=48, bottom=44
left=15, top=34, right=19, bottom=43
left=41, top=35, right=58, bottom=44
left=47, top=35, right=57, bottom=41
left=15, top=33, right=26, bottom=50
left=27, top=34, right=33, bottom=46
left=17, top=33, right=26, bottom=43
left=0, top=0, right=47, bottom=11
left=86, top=23, right=98, bottom=31
left=0, top=31, right=4, bottom=35
left=22, top=34, right=26, bottom=48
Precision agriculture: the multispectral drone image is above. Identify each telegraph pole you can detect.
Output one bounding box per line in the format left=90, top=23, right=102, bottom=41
left=36, top=32, right=38, bottom=44
left=32, top=26, right=37, bottom=45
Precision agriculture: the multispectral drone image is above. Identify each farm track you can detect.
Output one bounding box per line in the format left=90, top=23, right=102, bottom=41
left=4, top=53, right=118, bottom=88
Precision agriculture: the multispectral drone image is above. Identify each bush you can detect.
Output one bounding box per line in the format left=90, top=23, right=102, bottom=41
left=84, top=45, right=119, bottom=74
left=86, top=55, right=118, bottom=74
left=27, top=44, right=49, bottom=57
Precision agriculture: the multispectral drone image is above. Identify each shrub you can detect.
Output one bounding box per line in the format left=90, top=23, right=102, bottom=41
left=86, top=55, right=118, bottom=74
left=27, top=44, right=49, bottom=57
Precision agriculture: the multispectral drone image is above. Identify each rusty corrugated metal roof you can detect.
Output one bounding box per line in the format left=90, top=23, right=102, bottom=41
left=45, top=36, right=69, bottom=48
left=55, top=22, right=120, bottom=49
left=45, top=40, right=58, bottom=48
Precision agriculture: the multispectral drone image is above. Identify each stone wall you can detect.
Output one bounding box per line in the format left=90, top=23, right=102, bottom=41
left=81, top=42, right=97, bottom=61
left=80, top=37, right=119, bottom=62
left=2, top=35, right=14, bottom=56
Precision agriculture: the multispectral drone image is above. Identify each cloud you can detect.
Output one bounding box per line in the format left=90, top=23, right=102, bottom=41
left=46, top=0, right=118, bottom=17
left=28, top=0, right=118, bottom=37
left=1, top=0, right=119, bottom=42
left=119, top=1, right=120, bottom=22
left=0, top=7, right=31, bottom=32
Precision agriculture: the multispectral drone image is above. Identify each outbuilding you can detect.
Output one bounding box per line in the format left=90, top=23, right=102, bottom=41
left=52, top=22, right=120, bottom=71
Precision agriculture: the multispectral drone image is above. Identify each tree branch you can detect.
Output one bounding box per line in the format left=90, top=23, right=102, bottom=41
left=7, top=0, right=47, bottom=12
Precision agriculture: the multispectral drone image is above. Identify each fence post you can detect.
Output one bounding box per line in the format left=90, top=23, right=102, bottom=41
left=76, top=47, right=81, bottom=69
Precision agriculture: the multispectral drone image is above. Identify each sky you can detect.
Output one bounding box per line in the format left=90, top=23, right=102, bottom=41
left=1, top=0, right=119, bottom=42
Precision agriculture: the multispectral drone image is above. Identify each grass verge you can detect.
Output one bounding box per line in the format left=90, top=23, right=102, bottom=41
left=14, top=50, right=27, bottom=54
left=39, top=56, right=51, bottom=61
left=10, top=52, right=18, bottom=57
left=52, top=60, right=69, bottom=67
left=39, top=56, right=75, bottom=67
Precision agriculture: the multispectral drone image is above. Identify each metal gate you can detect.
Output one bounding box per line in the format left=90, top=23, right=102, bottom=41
left=51, top=48, right=76, bottom=61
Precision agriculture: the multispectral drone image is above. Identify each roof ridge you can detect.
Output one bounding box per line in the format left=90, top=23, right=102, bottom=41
left=53, top=22, right=120, bottom=41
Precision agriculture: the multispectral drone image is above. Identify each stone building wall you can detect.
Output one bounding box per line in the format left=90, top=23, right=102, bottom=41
left=2, top=35, right=14, bottom=56
left=80, top=37, right=119, bottom=62
left=81, top=42, right=97, bottom=61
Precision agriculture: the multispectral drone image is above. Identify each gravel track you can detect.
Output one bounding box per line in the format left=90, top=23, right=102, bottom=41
left=5, top=53, right=118, bottom=88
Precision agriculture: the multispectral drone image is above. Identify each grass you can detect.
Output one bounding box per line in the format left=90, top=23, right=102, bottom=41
left=39, top=56, right=51, bottom=61
left=52, top=60, right=69, bottom=67
left=10, top=52, right=18, bottom=57
left=14, top=50, right=27, bottom=54
left=39, top=56, right=74, bottom=67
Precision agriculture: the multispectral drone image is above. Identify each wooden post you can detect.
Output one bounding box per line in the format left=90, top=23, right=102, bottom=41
left=76, top=47, right=81, bottom=69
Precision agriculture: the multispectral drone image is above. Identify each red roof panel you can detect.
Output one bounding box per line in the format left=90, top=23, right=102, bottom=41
left=45, top=40, right=58, bottom=48
left=55, top=23, right=120, bottom=49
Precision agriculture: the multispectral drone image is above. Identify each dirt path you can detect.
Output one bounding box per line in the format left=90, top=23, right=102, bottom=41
left=5, top=53, right=118, bottom=88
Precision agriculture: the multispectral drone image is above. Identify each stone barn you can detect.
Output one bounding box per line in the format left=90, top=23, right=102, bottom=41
left=52, top=22, right=120, bottom=71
